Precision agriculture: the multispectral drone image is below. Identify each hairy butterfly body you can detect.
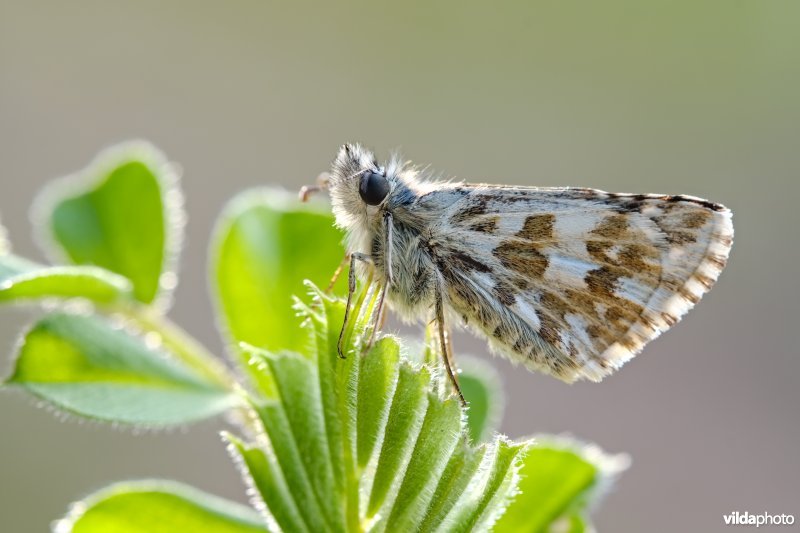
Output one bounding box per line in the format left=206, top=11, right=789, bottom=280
left=318, top=143, right=733, bottom=403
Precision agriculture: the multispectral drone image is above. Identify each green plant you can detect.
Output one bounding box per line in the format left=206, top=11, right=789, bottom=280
left=1, top=142, right=627, bottom=532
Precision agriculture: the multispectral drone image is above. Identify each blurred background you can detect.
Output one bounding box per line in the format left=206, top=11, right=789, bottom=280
left=1, top=1, right=798, bottom=531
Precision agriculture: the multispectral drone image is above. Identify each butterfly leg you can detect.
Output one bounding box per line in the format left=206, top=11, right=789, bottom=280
left=364, top=285, right=387, bottom=352
left=434, top=283, right=467, bottom=407
left=338, top=252, right=371, bottom=359
left=366, top=212, right=394, bottom=349
left=298, top=172, right=331, bottom=202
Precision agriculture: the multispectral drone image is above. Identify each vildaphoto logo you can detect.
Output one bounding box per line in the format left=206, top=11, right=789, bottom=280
left=723, top=511, right=795, bottom=527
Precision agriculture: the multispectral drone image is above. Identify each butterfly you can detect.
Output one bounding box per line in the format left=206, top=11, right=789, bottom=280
left=302, top=143, right=733, bottom=405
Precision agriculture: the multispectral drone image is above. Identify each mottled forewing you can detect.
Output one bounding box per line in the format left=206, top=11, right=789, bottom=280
left=429, top=186, right=733, bottom=381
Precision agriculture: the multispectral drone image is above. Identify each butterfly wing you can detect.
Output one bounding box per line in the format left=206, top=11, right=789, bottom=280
left=427, top=185, right=733, bottom=382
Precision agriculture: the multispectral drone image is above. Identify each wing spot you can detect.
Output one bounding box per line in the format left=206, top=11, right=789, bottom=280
left=694, top=272, right=715, bottom=290
left=678, top=286, right=701, bottom=304
left=617, top=244, right=662, bottom=278
left=620, top=337, right=640, bottom=351
left=587, top=324, right=615, bottom=345
left=639, top=313, right=659, bottom=330
left=492, top=325, right=503, bottom=339
left=666, top=229, right=697, bottom=245
left=537, top=312, right=562, bottom=346
left=515, top=214, right=555, bottom=241
left=492, top=281, right=517, bottom=306
left=493, top=240, right=549, bottom=279
left=510, top=275, right=532, bottom=290
left=449, top=251, right=492, bottom=273
left=585, top=266, right=622, bottom=298
left=683, top=210, right=712, bottom=229
left=707, top=254, right=728, bottom=270
left=591, top=214, right=630, bottom=239
left=450, top=199, right=488, bottom=224
left=468, top=216, right=499, bottom=233
left=586, top=240, right=662, bottom=281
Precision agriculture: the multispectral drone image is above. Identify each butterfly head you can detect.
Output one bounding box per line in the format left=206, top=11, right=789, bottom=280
left=324, top=143, right=397, bottom=235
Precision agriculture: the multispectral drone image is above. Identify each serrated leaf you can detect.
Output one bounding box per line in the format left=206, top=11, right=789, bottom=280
left=493, top=437, right=629, bottom=533
left=258, top=352, right=344, bottom=531
left=0, top=264, right=133, bottom=304
left=35, top=141, right=182, bottom=306
left=5, top=313, right=238, bottom=425
left=211, top=188, right=346, bottom=365
left=383, top=393, right=463, bottom=531
left=54, top=480, right=267, bottom=533
left=227, top=285, right=533, bottom=533
left=225, top=433, right=308, bottom=533
left=366, top=363, right=432, bottom=520
left=356, top=337, right=399, bottom=470
left=437, top=439, right=527, bottom=532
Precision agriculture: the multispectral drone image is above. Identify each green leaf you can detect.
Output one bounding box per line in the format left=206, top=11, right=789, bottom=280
left=211, top=188, right=346, bottom=363
left=459, top=356, right=505, bottom=443
left=0, top=264, right=133, bottom=304
left=225, top=433, right=312, bottom=533
left=55, top=480, right=267, bottom=533
left=0, top=211, right=132, bottom=306
left=434, top=439, right=528, bottom=532
left=34, top=141, right=182, bottom=306
left=493, top=436, right=629, bottom=532
left=226, top=284, right=532, bottom=533
left=5, top=313, right=238, bottom=425
left=356, top=337, right=399, bottom=470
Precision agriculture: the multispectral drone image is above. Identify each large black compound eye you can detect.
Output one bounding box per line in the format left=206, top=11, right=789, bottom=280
left=358, top=171, right=391, bottom=206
